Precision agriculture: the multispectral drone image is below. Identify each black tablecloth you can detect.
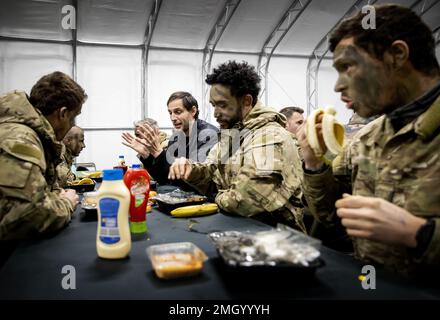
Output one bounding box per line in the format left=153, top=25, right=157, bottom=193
left=1, top=205, right=440, bottom=300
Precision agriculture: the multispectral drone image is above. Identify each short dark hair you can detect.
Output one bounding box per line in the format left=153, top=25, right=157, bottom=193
left=167, top=91, right=199, bottom=119
left=279, top=106, right=304, bottom=119
left=206, top=61, right=261, bottom=107
left=29, top=71, right=87, bottom=115
left=329, top=4, right=440, bottom=77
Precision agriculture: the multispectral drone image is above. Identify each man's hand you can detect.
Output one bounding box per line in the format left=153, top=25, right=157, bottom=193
left=121, top=132, right=149, bottom=158
left=168, top=157, right=192, bottom=180
left=60, top=189, right=79, bottom=209
left=297, top=115, right=326, bottom=171
left=136, top=123, right=163, bottom=158
left=336, top=194, right=426, bottom=248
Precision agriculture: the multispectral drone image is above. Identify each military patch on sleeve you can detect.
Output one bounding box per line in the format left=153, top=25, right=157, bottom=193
left=0, top=140, right=45, bottom=170
left=10, top=143, right=42, bottom=160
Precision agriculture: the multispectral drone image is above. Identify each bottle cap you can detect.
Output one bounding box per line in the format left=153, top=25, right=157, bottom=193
left=132, top=164, right=142, bottom=169
left=103, top=169, right=124, bottom=181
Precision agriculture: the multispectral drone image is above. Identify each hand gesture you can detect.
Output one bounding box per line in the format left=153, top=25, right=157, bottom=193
left=136, top=123, right=163, bottom=158
left=122, top=132, right=149, bottom=158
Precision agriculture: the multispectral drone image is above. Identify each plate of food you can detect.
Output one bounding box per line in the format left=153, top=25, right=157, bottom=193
left=65, top=178, right=95, bottom=193
left=76, top=171, right=103, bottom=182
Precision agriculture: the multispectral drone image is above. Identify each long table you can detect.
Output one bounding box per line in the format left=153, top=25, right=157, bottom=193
left=1, top=204, right=440, bottom=300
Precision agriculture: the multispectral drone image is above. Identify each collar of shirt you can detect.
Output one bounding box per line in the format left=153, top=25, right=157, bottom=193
left=387, top=80, right=440, bottom=132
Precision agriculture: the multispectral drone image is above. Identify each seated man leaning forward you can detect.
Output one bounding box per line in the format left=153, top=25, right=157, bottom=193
left=122, top=92, right=218, bottom=192
left=0, top=71, right=86, bottom=240
left=169, top=61, right=305, bottom=232
left=57, top=125, right=86, bottom=185
left=298, top=4, right=440, bottom=278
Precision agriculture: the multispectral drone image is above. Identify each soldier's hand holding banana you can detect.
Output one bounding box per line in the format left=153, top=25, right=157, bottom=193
left=297, top=106, right=345, bottom=171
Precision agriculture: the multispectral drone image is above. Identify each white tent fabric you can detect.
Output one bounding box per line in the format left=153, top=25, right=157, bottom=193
left=1, top=0, right=439, bottom=169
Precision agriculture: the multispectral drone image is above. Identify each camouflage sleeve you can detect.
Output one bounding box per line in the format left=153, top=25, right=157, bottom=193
left=416, top=220, right=440, bottom=265
left=184, top=144, right=219, bottom=196
left=0, top=138, right=73, bottom=240
left=302, top=147, right=352, bottom=226
left=215, top=132, right=302, bottom=217
left=56, top=160, right=75, bottom=187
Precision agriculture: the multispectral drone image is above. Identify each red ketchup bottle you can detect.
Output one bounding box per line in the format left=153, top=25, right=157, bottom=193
left=123, top=164, right=150, bottom=234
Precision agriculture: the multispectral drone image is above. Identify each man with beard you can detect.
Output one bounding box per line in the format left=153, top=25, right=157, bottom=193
left=169, top=61, right=305, bottom=232
left=57, top=125, right=85, bottom=185
left=122, top=91, right=218, bottom=191
left=297, top=4, right=440, bottom=278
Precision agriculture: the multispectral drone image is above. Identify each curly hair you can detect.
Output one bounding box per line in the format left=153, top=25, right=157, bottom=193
left=206, top=61, right=261, bottom=106
left=29, top=71, right=87, bottom=115
left=167, top=91, right=199, bottom=119
left=329, top=4, right=440, bottom=77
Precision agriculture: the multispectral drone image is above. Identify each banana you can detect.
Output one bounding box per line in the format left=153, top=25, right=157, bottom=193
left=78, top=178, right=94, bottom=185
left=306, top=108, right=325, bottom=157
left=306, top=106, right=345, bottom=157
left=171, top=203, right=218, bottom=218
left=86, top=171, right=102, bottom=178
left=321, top=107, right=345, bottom=155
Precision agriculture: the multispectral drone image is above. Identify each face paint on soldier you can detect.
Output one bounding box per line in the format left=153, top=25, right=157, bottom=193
left=333, top=37, right=405, bottom=118
left=210, top=84, right=252, bottom=129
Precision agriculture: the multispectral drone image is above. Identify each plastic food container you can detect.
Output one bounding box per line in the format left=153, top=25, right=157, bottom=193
left=80, top=191, right=98, bottom=221
left=153, top=189, right=207, bottom=214
left=146, top=242, right=208, bottom=279
left=208, top=224, right=324, bottom=278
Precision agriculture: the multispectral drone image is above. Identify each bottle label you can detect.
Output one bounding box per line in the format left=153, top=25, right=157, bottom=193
left=99, top=198, right=120, bottom=244
left=134, top=194, right=145, bottom=208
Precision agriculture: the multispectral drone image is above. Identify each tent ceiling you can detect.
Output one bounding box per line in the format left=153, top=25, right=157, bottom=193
left=150, top=0, right=226, bottom=50
left=78, top=0, right=152, bottom=45
left=214, top=0, right=294, bottom=53
left=0, top=0, right=439, bottom=53
left=0, top=0, right=72, bottom=41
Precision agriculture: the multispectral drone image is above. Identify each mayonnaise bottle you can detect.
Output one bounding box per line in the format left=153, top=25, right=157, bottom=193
left=96, top=169, right=131, bottom=259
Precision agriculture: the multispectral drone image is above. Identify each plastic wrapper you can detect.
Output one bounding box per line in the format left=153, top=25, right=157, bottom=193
left=146, top=242, right=208, bottom=279
left=152, top=189, right=207, bottom=213
left=209, top=224, right=322, bottom=268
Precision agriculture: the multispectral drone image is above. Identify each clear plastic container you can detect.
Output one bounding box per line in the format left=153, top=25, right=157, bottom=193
left=82, top=191, right=98, bottom=210
left=146, top=242, right=208, bottom=279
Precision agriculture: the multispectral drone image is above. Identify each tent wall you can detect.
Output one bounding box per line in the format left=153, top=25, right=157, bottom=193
left=0, top=41, right=72, bottom=94
left=0, top=0, right=439, bottom=169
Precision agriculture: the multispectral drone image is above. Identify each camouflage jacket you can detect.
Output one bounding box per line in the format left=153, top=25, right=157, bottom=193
left=0, top=91, right=73, bottom=240
left=185, top=102, right=305, bottom=232
left=303, top=95, right=440, bottom=276
left=56, top=144, right=76, bottom=186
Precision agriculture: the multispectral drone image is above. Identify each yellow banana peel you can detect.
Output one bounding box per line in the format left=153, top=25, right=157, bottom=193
left=306, top=106, right=345, bottom=157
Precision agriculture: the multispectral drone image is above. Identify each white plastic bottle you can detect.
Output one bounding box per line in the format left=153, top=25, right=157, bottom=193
left=96, top=169, right=131, bottom=259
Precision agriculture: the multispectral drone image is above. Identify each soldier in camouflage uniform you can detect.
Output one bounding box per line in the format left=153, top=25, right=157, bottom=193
left=57, top=125, right=85, bottom=186
left=169, top=61, right=305, bottom=232
left=0, top=72, right=87, bottom=240
left=279, top=106, right=305, bottom=160
left=297, top=5, right=440, bottom=277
